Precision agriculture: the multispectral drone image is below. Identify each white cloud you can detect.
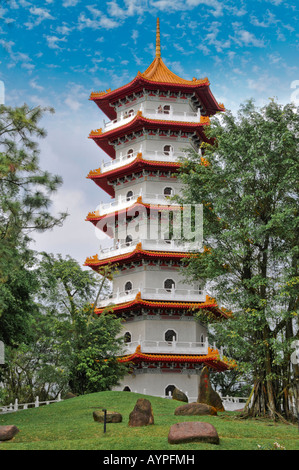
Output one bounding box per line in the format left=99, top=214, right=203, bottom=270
left=204, top=22, right=231, bottom=52
left=29, top=79, right=44, bottom=92
left=56, top=24, right=73, bottom=35
left=131, top=29, right=139, bottom=44
left=77, top=11, right=120, bottom=30
left=250, top=10, right=277, bottom=28
left=63, top=83, right=87, bottom=111
left=45, top=35, right=67, bottom=50
left=231, top=26, right=265, bottom=48
left=107, top=0, right=147, bottom=18
left=24, top=7, right=55, bottom=29
left=0, top=39, right=34, bottom=70
left=148, top=0, right=224, bottom=16
left=63, top=0, right=80, bottom=6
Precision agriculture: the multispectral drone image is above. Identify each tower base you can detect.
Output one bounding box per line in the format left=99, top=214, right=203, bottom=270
left=113, top=367, right=203, bottom=402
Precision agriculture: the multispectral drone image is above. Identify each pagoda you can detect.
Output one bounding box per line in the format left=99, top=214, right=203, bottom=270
left=85, top=19, right=233, bottom=399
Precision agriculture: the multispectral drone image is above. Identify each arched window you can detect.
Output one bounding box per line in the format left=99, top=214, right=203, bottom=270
left=164, top=279, right=175, bottom=292
left=163, top=144, right=173, bottom=156
left=124, top=331, right=132, bottom=343
left=163, top=105, right=170, bottom=114
left=125, top=234, right=133, bottom=246
left=123, top=386, right=131, bottom=392
left=126, top=190, right=133, bottom=201
left=165, top=329, right=177, bottom=342
left=127, top=148, right=134, bottom=157
left=165, top=384, right=176, bottom=397
left=125, top=281, right=133, bottom=293
left=164, top=187, right=173, bottom=197
left=198, top=284, right=203, bottom=294
left=200, top=334, right=204, bottom=344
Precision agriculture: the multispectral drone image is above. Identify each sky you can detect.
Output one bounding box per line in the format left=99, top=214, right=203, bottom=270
left=0, top=0, right=298, bottom=266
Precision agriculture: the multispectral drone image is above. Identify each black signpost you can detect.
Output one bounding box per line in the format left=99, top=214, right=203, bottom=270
left=102, top=409, right=107, bottom=433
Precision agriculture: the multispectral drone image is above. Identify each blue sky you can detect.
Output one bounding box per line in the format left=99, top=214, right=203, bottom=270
left=1, top=0, right=298, bottom=264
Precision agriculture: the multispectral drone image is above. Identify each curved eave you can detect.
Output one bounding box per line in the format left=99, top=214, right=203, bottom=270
left=85, top=246, right=192, bottom=270
left=86, top=156, right=181, bottom=197
left=94, top=294, right=229, bottom=320
left=89, top=114, right=211, bottom=159
left=118, top=350, right=231, bottom=372
left=90, top=76, right=224, bottom=120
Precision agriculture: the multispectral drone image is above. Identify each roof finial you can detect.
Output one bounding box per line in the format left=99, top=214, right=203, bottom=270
left=156, top=17, right=161, bottom=58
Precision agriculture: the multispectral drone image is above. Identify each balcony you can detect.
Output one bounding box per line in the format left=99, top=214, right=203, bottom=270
left=97, top=239, right=197, bottom=261
left=95, top=192, right=179, bottom=217
left=102, top=106, right=203, bottom=133
left=120, top=339, right=224, bottom=357
left=100, top=149, right=186, bottom=174
left=96, top=286, right=206, bottom=309
left=145, top=107, right=201, bottom=123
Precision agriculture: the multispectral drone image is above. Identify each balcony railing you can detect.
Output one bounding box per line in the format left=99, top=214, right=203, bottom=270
left=122, top=339, right=210, bottom=356
left=102, top=106, right=202, bottom=133
left=96, top=192, right=179, bottom=216
left=97, top=286, right=205, bottom=309
left=146, top=107, right=201, bottom=123
left=97, top=239, right=196, bottom=261
left=103, top=110, right=135, bottom=132
left=100, top=149, right=186, bottom=174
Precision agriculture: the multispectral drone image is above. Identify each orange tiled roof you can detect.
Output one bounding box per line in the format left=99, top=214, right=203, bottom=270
left=94, top=292, right=230, bottom=319
left=141, top=56, right=209, bottom=86
left=118, top=344, right=236, bottom=371
left=84, top=244, right=194, bottom=267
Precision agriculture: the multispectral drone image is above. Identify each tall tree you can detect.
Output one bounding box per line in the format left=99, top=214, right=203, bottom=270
left=0, top=254, right=127, bottom=402
left=37, top=253, right=126, bottom=395
left=178, top=99, right=299, bottom=419
left=0, top=104, right=67, bottom=345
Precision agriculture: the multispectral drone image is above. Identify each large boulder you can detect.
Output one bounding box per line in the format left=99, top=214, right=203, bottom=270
left=0, top=425, right=19, bottom=441
left=168, top=421, right=219, bottom=445
left=93, top=410, right=122, bottom=423
left=172, top=387, right=188, bottom=403
left=197, top=366, right=224, bottom=412
left=128, top=398, right=154, bottom=427
left=174, top=402, right=217, bottom=416
left=64, top=392, right=77, bottom=399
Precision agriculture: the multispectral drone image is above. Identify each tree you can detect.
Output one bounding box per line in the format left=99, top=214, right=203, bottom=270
left=36, top=253, right=126, bottom=395
left=0, top=104, right=67, bottom=346
left=178, top=99, right=299, bottom=420
left=0, top=254, right=127, bottom=403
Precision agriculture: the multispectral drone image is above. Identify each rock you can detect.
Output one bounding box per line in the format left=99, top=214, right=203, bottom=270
left=0, top=425, right=19, bottom=441
left=128, top=398, right=154, bottom=427
left=168, top=421, right=219, bottom=445
left=174, top=402, right=217, bottom=416
left=197, top=366, right=224, bottom=412
left=93, top=410, right=122, bottom=423
left=172, top=387, right=188, bottom=403
left=64, top=392, right=77, bottom=399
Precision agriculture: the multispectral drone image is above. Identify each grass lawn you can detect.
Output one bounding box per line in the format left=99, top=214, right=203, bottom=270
left=0, top=391, right=298, bottom=451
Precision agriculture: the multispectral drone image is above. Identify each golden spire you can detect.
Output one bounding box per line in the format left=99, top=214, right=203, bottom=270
left=156, top=17, right=161, bottom=58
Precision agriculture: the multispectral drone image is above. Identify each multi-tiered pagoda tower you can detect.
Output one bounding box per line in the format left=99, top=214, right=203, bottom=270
left=85, top=19, right=233, bottom=399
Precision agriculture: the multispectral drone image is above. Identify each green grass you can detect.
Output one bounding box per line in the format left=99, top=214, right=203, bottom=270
left=0, top=391, right=298, bottom=450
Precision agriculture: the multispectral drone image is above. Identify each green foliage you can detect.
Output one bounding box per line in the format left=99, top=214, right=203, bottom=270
left=36, top=253, right=126, bottom=396
left=178, top=99, right=299, bottom=417
left=0, top=255, right=127, bottom=403
left=0, top=104, right=67, bottom=346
